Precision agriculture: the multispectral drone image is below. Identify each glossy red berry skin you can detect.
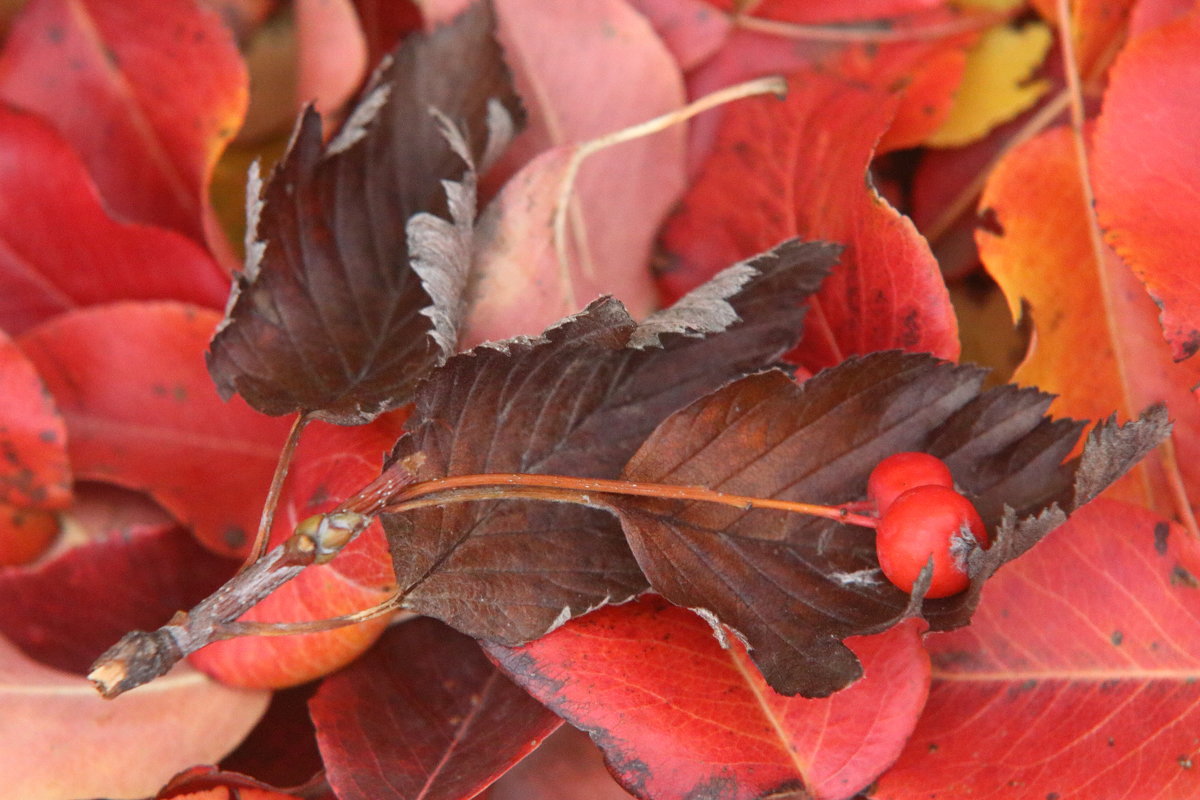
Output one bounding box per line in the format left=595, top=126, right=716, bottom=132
left=875, top=485, right=988, bottom=598
left=867, top=451, right=954, bottom=514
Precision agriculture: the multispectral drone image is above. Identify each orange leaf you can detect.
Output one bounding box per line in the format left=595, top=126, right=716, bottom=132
left=976, top=124, right=1200, bottom=513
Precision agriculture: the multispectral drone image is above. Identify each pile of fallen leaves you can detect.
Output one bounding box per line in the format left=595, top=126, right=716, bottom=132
left=1, top=1, right=1198, bottom=799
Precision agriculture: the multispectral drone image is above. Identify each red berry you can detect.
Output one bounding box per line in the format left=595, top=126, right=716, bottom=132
left=875, top=485, right=988, bottom=598
left=867, top=452, right=954, bottom=514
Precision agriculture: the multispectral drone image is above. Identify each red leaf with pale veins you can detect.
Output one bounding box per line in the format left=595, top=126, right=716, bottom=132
left=873, top=499, right=1200, bottom=799
left=488, top=597, right=930, bottom=800
left=0, top=633, right=269, bottom=800
left=17, top=302, right=294, bottom=557
left=0, top=0, right=247, bottom=253
left=0, top=106, right=230, bottom=335
left=190, top=415, right=405, bottom=689
left=661, top=74, right=959, bottom=373
left=310, top=617, right=562, bottom=800
left=0, top=326, right=68, bottom=510
left=0, top=523, right=235, bottom=674
left=1092, top=11, right=1200, bottom=361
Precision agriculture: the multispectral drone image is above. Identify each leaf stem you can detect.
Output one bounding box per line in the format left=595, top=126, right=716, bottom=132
left=384, top=472, right=880, bottom=529
left=731, top=7, right=1012, bottom=43
left=553, top=75, right=787, bottom=307
left=244, top=412, right=310, bottom=567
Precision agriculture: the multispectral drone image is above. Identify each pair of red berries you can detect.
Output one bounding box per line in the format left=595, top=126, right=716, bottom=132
left=865, top=452, right=989, bottom=598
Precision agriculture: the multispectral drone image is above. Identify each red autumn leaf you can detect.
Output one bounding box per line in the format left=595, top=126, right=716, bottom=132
left=0, top=0, right=247, bottom=254
left=1030, top=0, right=1136, bottom=78
left=207, top=4, right=520, bottom=423
left=190, top=415, right=405, bottom=688
left=310, top=617, right=563, bottom=800
left=383, top=241, right=835, bottom=645
left=0, top=105, right=230, bottom=335
left=220, top=684, right=325, bottom=790
left=977, top=124, right=1200, bottom=514
left=489, top=596, right=930, bottom=800
left=463, top=0, right=687, bottom=343
left=1092, top=10, right=1200, bottom=362
left=0, top=633, right=269, bottom=800
left=1130, top=0, right=1196, bottom=35
left=873, top=499, right=1200, bottom=799
left=624, top=0, right=731, bottom=71
left=158, top=766, right=319, bottom=800
left=17, top=302, right=295, bottom=557
left=350, top=0, right=423, bottom=66
left=661, top=73, right=959, bottom=374
left=0, top=523, right=235, bottom=674
left=0, top=326, right=68, bottom=510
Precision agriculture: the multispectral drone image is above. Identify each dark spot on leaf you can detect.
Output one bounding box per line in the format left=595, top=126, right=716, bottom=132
left=1179, top=755, right=1194, bottom=769
left=172, top=384, right=188, bottom=402
left=900, top=308, right=921, bottom=347
left=976, top=207, right=1005, bottom=237
left=1154, top=522, right=1170, bottom=554
left=46, top=25, right=65, bottom=44
left=1171, top=564, right=1199, bottom=588
left=1110, top=630, right=1123, bottom=646
left=1047, top=794, right=1061, bottom=800
left=1108, top=737, right=1116, bottom=747
left=928, top=742, right=939, bottom=752
left=104, top=46, right=120, bottom=68
left=38, top=430, right=58, bottom=443
left=223, top=526, right=247, bottom=549
left=1100, top=679, right=1120, bottom=692
left=1175, top=328, right=1200, bottom=361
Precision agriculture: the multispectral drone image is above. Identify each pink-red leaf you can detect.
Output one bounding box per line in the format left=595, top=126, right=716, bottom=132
left=0, top=633, right=269, bottom=800
left=17, top=302, right=294, bottom=557
left=873, top=499, right=1200, bottom=799
left=310, top=617, right=562, bottom=800
left=0, top=105, right=229, bottom=335
left=1092, top=10, right=1200, bottom=361
left=0, top=326, right=68, bottom=510
left=0, top=0, right=247, bottom=250
left=489, top=596, right=930, bottom=800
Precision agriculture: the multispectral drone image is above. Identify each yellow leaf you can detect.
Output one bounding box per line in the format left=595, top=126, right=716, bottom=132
left=926, top=22, right=1052, bottom=147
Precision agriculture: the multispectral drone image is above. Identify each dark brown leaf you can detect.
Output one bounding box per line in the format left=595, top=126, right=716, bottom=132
left=383, top=240, right=839, bottom=643
left=603, top=352, right=1168, bottom=697
left=207, top=3, right=521, bottom=423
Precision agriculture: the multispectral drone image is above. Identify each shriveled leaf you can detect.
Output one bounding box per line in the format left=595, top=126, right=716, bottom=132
left=0, top=106, right=230, bottom=335
left=0, top=0, right=247, bottom=251
left=0, top=326, right=68, bottom=510
left=925, top=22, right=1052, bottom=147
left=607, top=352, right=1168, bottom=696
left=311, top=617, right=562, bottom=800
left=464, top=0, right=686, bottom=342
left=874, top=499, right=1200, bottom=799
left=0, top=524, right=235, bottom=674
left=207, top=3, right=521, bottom=423
left=384, top=241, right=838, bottom=644
left=489, top=597, right=929, bottom=800
left=18, top=303, right=295, bottom=557
left=191, top=416, right=405, bottom=688
left=661, top=73, right=959, bottom=373
left=978, top=125, right=1200, bottom=513
left=1092, top=11, right=1200, bottom=362
left=0, top=634, right=269, bottom=800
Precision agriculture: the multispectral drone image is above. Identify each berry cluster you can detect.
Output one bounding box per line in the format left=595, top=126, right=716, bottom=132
left=866, top=452, right=988, bottom=598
